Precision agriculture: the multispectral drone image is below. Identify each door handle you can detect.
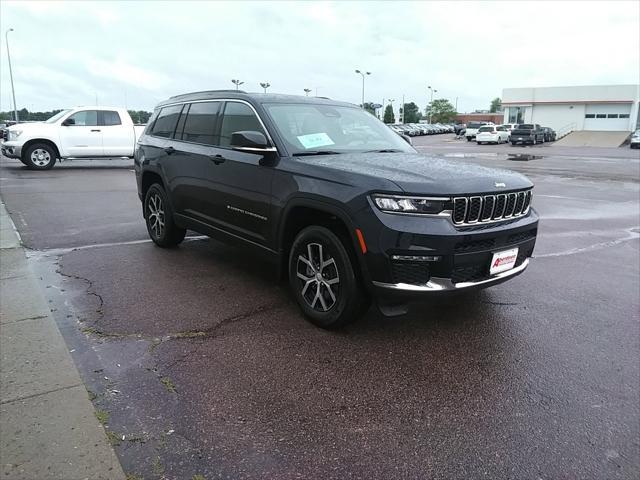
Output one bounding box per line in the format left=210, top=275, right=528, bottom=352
left=90, top=129, right=101, bottom=132
left=210, top=154, right=226, bottom=165
left=164, top=146, right=176, bottom=155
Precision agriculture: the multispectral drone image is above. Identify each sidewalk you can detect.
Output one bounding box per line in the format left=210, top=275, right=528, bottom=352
left=0, top=201, right=125, bottom=479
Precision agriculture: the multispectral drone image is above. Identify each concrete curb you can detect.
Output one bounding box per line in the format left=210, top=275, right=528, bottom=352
left=0, top=201, right=125, bottom=479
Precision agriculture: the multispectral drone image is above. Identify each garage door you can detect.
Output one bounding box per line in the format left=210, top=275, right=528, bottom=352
left=584, top=104, right=632, bottom=131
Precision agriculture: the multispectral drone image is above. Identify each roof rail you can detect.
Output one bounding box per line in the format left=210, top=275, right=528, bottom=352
left=169, top=89, right=247, bottom=99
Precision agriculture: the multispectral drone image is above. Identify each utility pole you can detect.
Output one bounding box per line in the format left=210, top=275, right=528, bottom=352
left=5, top=28, right=18, bottom=122
left=455, top=96, right=458, bottom=112
left=401, top=94, right=405, bottom=124
left=355, top=69, right=371, bottom=108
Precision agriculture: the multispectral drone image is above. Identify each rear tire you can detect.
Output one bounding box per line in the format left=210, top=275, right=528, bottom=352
left=143, top=183, right=186, bottom=248
left=288, top=226, right=369, bottom=329
left=23, top=143, right=56, bottom=170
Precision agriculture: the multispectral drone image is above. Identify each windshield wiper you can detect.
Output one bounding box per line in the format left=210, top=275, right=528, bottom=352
left=364, top=149, right=404, bottom=153
left=292, top=150, right=343, bottom=156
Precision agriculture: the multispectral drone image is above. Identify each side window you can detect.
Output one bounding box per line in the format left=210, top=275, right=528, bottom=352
left=101, top=111, right=122, bottom=126
left=68, top=110, right=98, bottom=126
left=219, top=102, right=266, bottom=147
left=496, top=126, right=505, bottom=131
left=150, top=105, right=183, bottom=138
left=180, top=102, right=221, bottom=145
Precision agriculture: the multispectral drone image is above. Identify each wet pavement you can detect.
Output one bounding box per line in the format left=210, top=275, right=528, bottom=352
left=1, top=148, right=639, bottom=479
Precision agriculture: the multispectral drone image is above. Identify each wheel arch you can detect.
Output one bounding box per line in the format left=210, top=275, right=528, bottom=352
left=277, top=199, right=369, bottom=283
left=21, top=139, right=61, bottom=161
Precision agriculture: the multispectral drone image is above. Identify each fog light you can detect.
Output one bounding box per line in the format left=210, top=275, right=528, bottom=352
left=391, top=255, right=441, bottom=262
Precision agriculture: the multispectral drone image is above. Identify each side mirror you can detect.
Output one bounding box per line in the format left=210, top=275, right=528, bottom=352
left=62, top=118, right=75, bottom=126
left=400, top=134, right=413, bottom=145
left=230, top=131, right=276, bottom=153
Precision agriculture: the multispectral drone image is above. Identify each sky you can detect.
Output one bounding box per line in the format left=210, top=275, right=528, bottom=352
left=1, top=0, right=638, bottom=117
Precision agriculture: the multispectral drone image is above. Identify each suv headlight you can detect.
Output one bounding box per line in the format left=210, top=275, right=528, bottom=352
left=8, top=130, right=22, bottom=140
left=372, top=194, right=449, bottom=214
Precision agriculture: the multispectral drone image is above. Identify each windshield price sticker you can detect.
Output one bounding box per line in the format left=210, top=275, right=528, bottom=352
left=297, top=132, right=335, bottom=149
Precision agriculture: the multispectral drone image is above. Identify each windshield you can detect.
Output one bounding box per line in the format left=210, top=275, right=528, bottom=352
left=264, top=103, right=414, bottom=155
left=44, top=110, right=71, bottom=124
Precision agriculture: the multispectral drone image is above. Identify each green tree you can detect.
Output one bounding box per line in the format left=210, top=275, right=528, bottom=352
left=425, top=99, right=457, bottom=123
left=489, top=97, right=502, bottom=113
left=383, top=104, right=395, bottom=124
left=402, top=102, right=422, bottom=123
left=360, top=102, right=376, bottom=116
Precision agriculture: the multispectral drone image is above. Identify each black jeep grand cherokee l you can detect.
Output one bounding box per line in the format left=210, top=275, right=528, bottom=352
left=135, top=91, right=538, bottom=329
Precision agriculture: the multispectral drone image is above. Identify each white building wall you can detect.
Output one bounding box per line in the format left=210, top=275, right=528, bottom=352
left=502, top=85, right=640, bottom=132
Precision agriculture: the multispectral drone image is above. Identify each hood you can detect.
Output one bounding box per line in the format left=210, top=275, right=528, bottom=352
left=7, top=122, right=48, bottom=132
left=294, top=152, right=532, bottom=195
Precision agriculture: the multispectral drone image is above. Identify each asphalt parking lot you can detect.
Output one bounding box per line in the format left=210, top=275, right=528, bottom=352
left=1, top=137, right=639, bottom=479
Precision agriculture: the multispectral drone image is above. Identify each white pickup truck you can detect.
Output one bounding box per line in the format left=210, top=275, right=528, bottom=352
left=1, top=107, right=145, bottom=170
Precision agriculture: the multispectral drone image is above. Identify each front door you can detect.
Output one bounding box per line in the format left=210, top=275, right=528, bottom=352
left=206, top=101, right=274, bottom=244
left=58, top=110, right=103, bottom=157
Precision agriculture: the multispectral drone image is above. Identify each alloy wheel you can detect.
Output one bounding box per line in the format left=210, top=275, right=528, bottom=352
left=296, top=242, right=340, bottom=312
left=147, top=193, right=165, bottom=239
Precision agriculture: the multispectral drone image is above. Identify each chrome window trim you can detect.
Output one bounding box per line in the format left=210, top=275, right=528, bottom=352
left=149, top=98, right=279, bottom=154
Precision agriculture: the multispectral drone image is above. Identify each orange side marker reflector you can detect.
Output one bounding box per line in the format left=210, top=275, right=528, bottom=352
left=355, top=228, right=367, bottom=254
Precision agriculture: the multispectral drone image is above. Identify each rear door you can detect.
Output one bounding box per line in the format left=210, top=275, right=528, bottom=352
left=58, top=110, right=103, bottom=157
left=100, top=110, right=134, bottom=157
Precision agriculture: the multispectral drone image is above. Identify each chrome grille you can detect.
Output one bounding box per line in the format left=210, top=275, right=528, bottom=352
left=452, top=189, right=532, bottom=226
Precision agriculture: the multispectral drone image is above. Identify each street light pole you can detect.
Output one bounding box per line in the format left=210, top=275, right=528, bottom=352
left=355, top=69, right=370, bottom=108
left=5, top=28, right=18, bottom=122
left=231, top=79, right=244, bottom=90
left=259, top=82, right=270, bottom=93
left=427, top=85, right=438, bottom=123
left=303, top=88, right=312, bottom=96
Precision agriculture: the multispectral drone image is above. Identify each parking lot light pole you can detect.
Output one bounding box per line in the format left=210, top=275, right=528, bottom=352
left=259, top=82, right=270, bottom=93
left=231, top=79, right=244, bottom=90
left=303, top=88, right=312, bottom=96
left=355, top=69, right=370, bottom=108
left=428, top=85, right=437, bottom=123
left=5, top=28, right=18, bottom=122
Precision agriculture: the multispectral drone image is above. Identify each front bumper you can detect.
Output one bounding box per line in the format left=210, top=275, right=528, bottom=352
left=359, top=206, right=539, bottom=298
left=1, top=141, right=22, bottom=159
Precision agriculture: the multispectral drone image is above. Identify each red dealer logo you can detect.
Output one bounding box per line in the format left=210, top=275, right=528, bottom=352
left=493, top=254, right=517, bottom=268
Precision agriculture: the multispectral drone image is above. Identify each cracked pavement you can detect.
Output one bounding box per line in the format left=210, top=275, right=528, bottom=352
left=1, top=144, right=638, bottom=479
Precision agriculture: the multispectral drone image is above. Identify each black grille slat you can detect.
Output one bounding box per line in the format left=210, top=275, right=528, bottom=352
left=451, top=189, right=532, bottom=225
left=391, top=262, right=430, bottom=285
left=481, top=196, right=495, bottom=221
left=453, top=198, right=467, bottom=224
left=467, top=197, right=482, bottom=223
left=454, top=238, right=496, bottom=253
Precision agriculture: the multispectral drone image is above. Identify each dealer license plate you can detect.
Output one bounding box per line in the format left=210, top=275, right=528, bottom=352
left=490, top=248, right=519, bottom=275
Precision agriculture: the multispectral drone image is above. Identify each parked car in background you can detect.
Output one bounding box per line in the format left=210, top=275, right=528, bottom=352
left=510, top=124, right=544, bottom=146
left=454, top=123, right=466, bottom=135
left=500, top=123, right=518, bottom=135
left=476, top=125, right=510, bottom=144
left=630, top=129, right=640, bottom=149
left=135, top=90, right=538, bottom=328
left=541, top=127, right=557, bottom=142
left=465, top=121, right=493, bottom=141
left=1, top=107, right=145, bottom=169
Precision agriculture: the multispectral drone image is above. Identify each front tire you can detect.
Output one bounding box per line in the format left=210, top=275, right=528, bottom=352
left=143, top=183, right=186, bottom=248
left=288, top=226, right=369, bottom=329
left=24, top=143, right=56, bottom=170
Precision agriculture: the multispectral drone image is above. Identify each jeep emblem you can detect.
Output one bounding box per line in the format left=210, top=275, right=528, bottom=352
left=495, top=182, right=506, bottom=188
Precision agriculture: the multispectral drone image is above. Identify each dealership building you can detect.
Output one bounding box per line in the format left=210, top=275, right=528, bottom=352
left=502, top=84, right=639, bottom=134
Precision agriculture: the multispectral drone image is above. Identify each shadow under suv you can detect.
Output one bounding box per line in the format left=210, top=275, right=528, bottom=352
left=134, top=91, right=538, bottom=329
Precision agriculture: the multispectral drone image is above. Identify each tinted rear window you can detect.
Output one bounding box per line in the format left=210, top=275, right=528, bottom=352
left=180, top=102, right=221, bottom=145
left=101, top=111, right=121, bottom=126
left=478, top=126, right=494, bottom=132
left=151, top=105, right=182, bottom=138
left=516, top=124, right=534, bottom=129
left=467, top=122, right=484, bottom=128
